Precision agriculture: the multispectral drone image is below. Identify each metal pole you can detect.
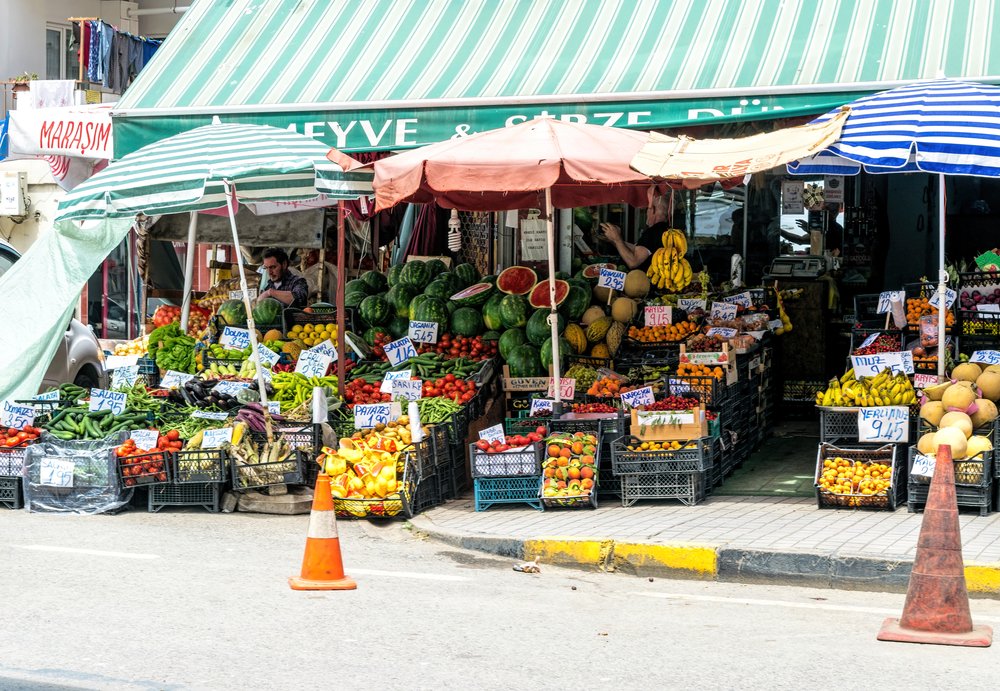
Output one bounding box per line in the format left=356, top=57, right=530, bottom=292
left=223, top=181, right=269, bottom=406
left=546, top=187, right=562, bottom=410
left=937, top=174, right=947, bottom=379
left=180, top=211, right=198, bottom=333
left=336, top=201, right=347, bottom=398
left=742, top=182, right=749, bottom=283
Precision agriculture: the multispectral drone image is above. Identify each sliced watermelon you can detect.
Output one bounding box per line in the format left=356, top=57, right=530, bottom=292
left=450, top=282, right=495, bottom=306
left=527, top=279, right=570, bottom=308
left=496, top=266, right=538, bottom=295
left=581, top=262, right=615, bottom=280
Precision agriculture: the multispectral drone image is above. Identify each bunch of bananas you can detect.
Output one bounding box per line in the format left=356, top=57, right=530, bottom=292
left=815, top=368, right=917, bottom=407
left=647, top=228, right=692, bottom=292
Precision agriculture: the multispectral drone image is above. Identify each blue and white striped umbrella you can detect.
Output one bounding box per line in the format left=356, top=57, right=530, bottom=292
left=788, top=79, right=1000, bottom=177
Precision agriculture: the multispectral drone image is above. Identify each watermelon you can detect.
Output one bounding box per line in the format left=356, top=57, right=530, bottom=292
left=560, top=285, right=590, bottom=321
left=454, top=262, right=480, bottom=287
left=346, top=279, right=370, bottom=295
left=217, top=299, right=247, bottom=327
left=498, top=328, right=528, bottom=361
left=527, top=279, right=570, bottom=308
left=445, top=300, right=458, bottom=315
left=359, top=295, right=391, bottom=326
left=540, top=336, right=572, bottom=371
left=450, top=307, right=484, bottom=337
left=508, top=344, right=543, bottom=377
left=450, top=282, right=494, bottom=307
left=526, top=308, right=565, bottom=346
left=400, top=260, right=431, bottom=290
left=413, top=296, right=450, bottom=332
left=576, top=263, right=614, bottom=282
left=482, top=330, right=501, bottom=341
left=497, top=266, right=538, bottom=295
left=481, top=274, right=497, bottom=286
left=568, top=278, right=591, bottom=294
left=364, top=327, right=390, bottom=346
left=345, top=290, right=367, bottom=309
left=408, top=294, right=431, bottom=321
left=423, top=279, right=454, bottom=301
left=499, top=294, right=530, bottom=329
left=387, top=265, right=403, bottom=287
left=555, top=271, right=570, bottom=280
left=387, top=315, right=409, bottom=338
left=361, top=270, right=388, bottom=293
left=425, top=259, right=447, bottom=276
left=251, top=297, right=283, bottom=326
left=482, top=293, right=505, bottom=331
left=436, top=272, right=463, bottom=294
left=386, top=284, right=417, bottom=318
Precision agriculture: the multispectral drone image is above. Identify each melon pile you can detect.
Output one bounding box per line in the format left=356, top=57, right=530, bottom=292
left=916, top=361, right=1000, bottom=461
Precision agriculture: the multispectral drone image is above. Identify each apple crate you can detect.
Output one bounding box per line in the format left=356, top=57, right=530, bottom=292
left=469, top=441, right=543, bottom=479
left=814, top=443, right=900, bottom=510
left=611, top=436, right=710, bottom=475
left=333, top=451, right=417, bottom=519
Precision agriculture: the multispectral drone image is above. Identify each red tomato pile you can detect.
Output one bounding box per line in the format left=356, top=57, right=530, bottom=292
left=116, top=431, right=183, bottom=486
left=2, top=426, right=41, bottom=447
left=371, top=332, right=392, bottom=360
left=152, top=304, right=210, bottom=334
left=422, top=374, right=476, bottom=404
left=475, top=426, right=546, bottom=453
left=344, top=378, right=391, bottom=406
left=417, top=334, right=498, bottom=361
left=570, top=402, right=618, bottom=414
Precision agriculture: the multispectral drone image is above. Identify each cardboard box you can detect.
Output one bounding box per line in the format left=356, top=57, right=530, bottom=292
left=629, top=406, right=708, bottom=441
left=502, top=365, right=549, bottom=392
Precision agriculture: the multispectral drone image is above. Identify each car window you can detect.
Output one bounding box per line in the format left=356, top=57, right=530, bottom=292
left=0, top=248, right=18, bottom=277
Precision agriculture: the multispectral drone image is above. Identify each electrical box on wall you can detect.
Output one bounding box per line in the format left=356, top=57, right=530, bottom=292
left=0, top=172, right=27, bottom=216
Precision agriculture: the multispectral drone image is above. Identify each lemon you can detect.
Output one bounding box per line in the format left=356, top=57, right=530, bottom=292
left=303, top=324, right=314, bottom=333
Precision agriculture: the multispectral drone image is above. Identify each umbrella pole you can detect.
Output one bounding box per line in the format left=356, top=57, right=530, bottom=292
left=937, top=173, right=947, bottom=379
left=546, top=187, right=562, bottom=411
left=180, top=211, right=198, bottom=333
left=223, top=181, right=269, bottom=407
left=336, top=201, right=347, bottom=400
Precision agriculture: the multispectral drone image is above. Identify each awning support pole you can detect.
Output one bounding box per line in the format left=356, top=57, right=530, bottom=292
left=937, top=174, right=947, bottom=379
left=546, top=187, right=562, bottom=411
left=180, top=211, right=197, bottom=333
left=336, top=201, right=347, bottom=399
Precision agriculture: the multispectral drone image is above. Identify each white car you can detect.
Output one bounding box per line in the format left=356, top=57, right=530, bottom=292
left=0, top=241, right=108, bottom=392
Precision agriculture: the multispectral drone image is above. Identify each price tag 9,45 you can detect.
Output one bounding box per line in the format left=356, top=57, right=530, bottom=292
left=857, top=406, right=910, bottom=443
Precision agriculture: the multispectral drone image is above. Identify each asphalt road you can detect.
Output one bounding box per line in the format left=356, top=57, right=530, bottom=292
left=1, top=509, right=998, bottom=690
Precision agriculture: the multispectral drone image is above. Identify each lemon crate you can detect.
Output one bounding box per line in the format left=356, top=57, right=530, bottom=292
left=814, top=443, right=901, bottom=510
left=469, top=441, right=543, bottom=479
left=611, top=436, right=711, bottom=475
left=473, top=475, right=543, bottom=512
left=172, top=449, right=228, bottom=484
left=148, top=482, right=220, bottom=513
left=0, top=477, right=22, bottom=509
left=334, top=452, right=417, bottom=519
left=666, top=375, right=731, bottom=408
left=619, top=470, right=706, bottom=507
left=282, top=307, right=357, bottom=336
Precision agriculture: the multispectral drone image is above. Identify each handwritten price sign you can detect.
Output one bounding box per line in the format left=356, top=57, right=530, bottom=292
left=111, top=365, right=139, bottom=389
left=723, top=291, right=752, bottom=307
left=384, top=336, right=418, bottom=366
left=970, top=350, right=1000, bottom=366
left=255, top=344, right=280, bottom=368
left=202, top=427, right=234, bottom=449
left=478, top=424, right=506, bottom=444
left=644, top=306, right=672, bottom=327
left=546, top=377, right=576, bottom=399
left=160, top=370, right=194, bottom=389
left=295, top=349, right=333, bottom=377
left=857, top=333, right=880, bottom=350
left=309, top=339, right=338, bottom=361
left=192, top=410, right=229, bottom=420
left=620, top=386, right=654, bottom=408
left=39, top=457, right=74, bottom=487
left=530, top=398, right=554, bottom=416
left=408, top=320, right=439, bottom=344
left=877, top=291, right=905, bottom=314
left=911, top=453, right=935, bottom=480
left=213, top=380, right=250, bottom=396
left=706, top=327, right=738, bottom=339
left=355, top=403, right=393, bottom=428
left=928, top=287, right=957, bottom=310
left=710, top=302, right=738, bottom=320
left=851, top=352, right=914, bottom=377
left=1, top=401, right=35, bottom=429
left=130, top=429, right=159, bottom=450
left=219, top=327, right=251, bottom=350
left=857, top=406, right=909, bottom=443
left=228, top=288, right=258, bottom=301
left=104, top=354, right=139, bottom=370
left=597, top=267, right=626, bottom=291
left=913, top=374, right=940, bottom=390
left=391, top=379, right=423, bottom=401
left=678, top=298, right=707, bottom=312
left=380, top=369, right=412, bottom=394
left=89, top=389, right=126, bottom=416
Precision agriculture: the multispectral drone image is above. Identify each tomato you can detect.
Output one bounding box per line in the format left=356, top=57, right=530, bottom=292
left=165, top=429, right=180, bottom=441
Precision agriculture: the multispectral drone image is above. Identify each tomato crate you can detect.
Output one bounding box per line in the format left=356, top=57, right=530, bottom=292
left=666, top=375, right=731, bottom=408
left=619, top=470, right=706, bottom=507
left=334, top=452, right=416, bottom=519
left=469, top=441, right=543, bottom=478
left=0, top=440, right=35, bottom=476
left=117, top=451, right=172, bottom=487
left=172, top=449, right=228, bottom=484
left=473, top=475, right=543, bottom=512
left=0, top=476, right=22, bottom=509
left=611, top=436, right=710, bottom=475
left=148, top=482, right=220, bottom=513
left=815, top=443, right=901, bottom=510
left=231, top=449, right=304, bottom=490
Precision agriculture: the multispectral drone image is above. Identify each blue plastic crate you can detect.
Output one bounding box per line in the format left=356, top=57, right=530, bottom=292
left=473, top=476, right=543, bottom=512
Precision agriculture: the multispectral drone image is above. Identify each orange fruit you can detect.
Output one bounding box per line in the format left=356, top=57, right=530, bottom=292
left=548, top=444, right=561, bottom=457
left=568, top=467, right=581, bottom=480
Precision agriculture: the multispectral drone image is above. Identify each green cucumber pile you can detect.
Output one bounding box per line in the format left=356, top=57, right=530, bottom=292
left=350, top=354, right=487, bottom=382
left=42, top=408, right=151, bottom=441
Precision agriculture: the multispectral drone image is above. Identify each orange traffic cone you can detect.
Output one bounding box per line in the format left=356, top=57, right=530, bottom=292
left=877, top=445, right=991, bottom=647
left=288, top=473, right=357, bottom=591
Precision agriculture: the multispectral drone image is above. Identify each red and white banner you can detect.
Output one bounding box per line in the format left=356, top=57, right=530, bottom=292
left=8, top=104, right=114, bottom=159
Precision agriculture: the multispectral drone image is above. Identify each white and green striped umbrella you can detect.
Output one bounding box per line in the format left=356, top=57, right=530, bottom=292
left=55, top=122, right=373, bottom=222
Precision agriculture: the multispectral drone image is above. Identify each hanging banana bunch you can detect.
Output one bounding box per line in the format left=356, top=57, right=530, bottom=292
left=647, top=228, right=692, bottom=293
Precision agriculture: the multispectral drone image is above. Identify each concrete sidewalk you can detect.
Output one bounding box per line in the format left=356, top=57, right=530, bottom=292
left=408, top=494, right=1000, bottom=595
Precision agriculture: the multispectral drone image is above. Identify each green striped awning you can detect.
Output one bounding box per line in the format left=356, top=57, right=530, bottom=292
left=114, top=0, right=1000, bottom=157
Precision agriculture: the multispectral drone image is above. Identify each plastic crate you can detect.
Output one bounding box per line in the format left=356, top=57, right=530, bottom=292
left=0, top=441, right=34, bottom=477
left=0, top=476, right=22, bottom=509
left=469, top=441, right=543, bottom=478
left=201, top=354, right=247, bottom=373
left=564, top=354, right=615, bottom=371
left=334, top=452, right=416, bottom=519
left=248, top=425, right=320, bottom=456
left=666, top=375, right=731, bottom=408
left=957, top=271, right=1000, bottom=311
left=819, top=408, right=860, bottom=444
left=506, top=416, right=551, bottom=435
left=853, top=294, right=882, bottom=322
left=958, top=335, right=999, bottom=359
left=282, top=307, right=357, bottom=336
left=907, top=446, right=991, bottom=488
left=619, top=470, right=706, bottom=507
left=473, top=475, right=543, bottom=511
left=850, top=327, right=905, bottom=353
left=172, top=449, right=228, bottom=484
left=231, top=448, right=304, bottom=490
left=815, top=443, right=900, bottom=510
left=412, top=473, right=442, bottom=514
left=917, top=418, right=995, bottom=444
left=611, top=436, right=710, bottom=474
left=908, top=483, right=992, bottom=516
left=436, top=461, right=458, bottom=501
left=117, top=450, right=172, bottom=487
left=538, top=430, right=600, bottom=509
left=148, top=482, right=220, bottom=513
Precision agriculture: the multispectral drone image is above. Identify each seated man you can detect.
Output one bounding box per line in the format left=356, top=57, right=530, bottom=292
left=257, top=247, right=309, bottom=309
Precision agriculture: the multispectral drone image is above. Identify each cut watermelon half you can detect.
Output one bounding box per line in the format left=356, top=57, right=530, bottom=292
left=450, top=282, right=494, bottom=306
left=497, top=266, right=538, bottom=295
left=528, top=279, right=570, bottom=308
left=581, top=262, right=616, bottom=280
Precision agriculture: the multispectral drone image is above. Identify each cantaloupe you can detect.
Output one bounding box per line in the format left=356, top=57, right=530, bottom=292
left=917, top=432, right=937, bottom=455
left=965, top=435, right=993, bottom=459
left=951, top=362, right=983, bottom=383
left=933, top=426, right=968, bottom=459
left=593, top=284, right=617, bottom=304
left=919, top=401, right=946, bottom=427
left=976, top=371, right=1000, bottom=401
left=580, top=306, right=605, bottom=327
left=623, top=270, right=650, bottom=299
left=971, top=398, right=999, bottom=429
left=986, top=364, right=1000, bottom=375
left=939, top=411, right=974, bottom=438
left=611, top=297, right=638, bottom=324
left=941, top=383, right=977, bottom=412
left=263, top=329, right=284, bottom=342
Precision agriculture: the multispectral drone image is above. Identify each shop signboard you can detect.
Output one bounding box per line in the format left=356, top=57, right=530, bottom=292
left=857, top=406, right=909, bottom=443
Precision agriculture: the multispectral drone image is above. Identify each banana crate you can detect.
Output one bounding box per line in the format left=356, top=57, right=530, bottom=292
left=815, top=443, right=901, bottom=510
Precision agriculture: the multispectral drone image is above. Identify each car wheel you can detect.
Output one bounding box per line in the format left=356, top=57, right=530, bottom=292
left=74, top=368, right=99, bottom=390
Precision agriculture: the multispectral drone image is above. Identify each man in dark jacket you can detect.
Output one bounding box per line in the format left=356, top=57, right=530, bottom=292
left=258, top=247, right=309, bottom=309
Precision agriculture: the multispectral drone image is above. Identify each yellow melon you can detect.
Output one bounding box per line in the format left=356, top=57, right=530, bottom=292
left=623, top=270, right=651, bottom=298
left=939, top=411, right=973, bottom=438
left=932, top=426, right=968, bottom=459
left=916, top=432, right=936, bottom=455
left=580, top=306, right=605, bottom=327
left=976, top=371, right=1000, bottom=401
left=611, top=297, right=638, bottom=324
left=971, top=399, right=999, bottom=429
left=951, top=362, right=983, bottom=383
left=919, top=401, right=946, bottom=427
left=263, top=329, right=284, bottom=342
left=965, top=435, right=993, bottom=460
left=941, top=383, right=977, bottom=412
